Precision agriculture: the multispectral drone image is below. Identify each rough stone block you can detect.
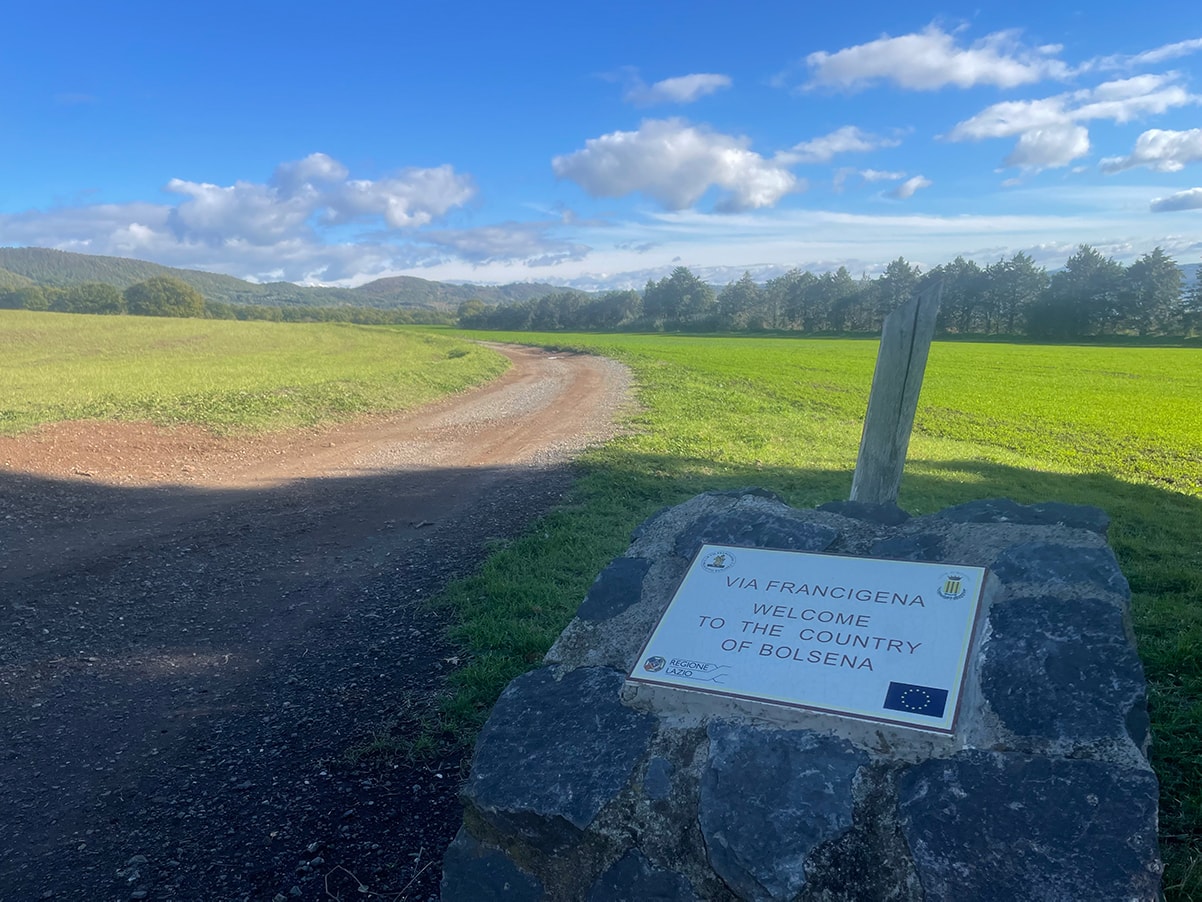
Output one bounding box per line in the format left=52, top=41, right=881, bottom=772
left=982, top=596, right=1151, bottom=756
left=642, top=756, right=673, bottom=802
left=937, top=498, right=1110, bottom=534
left=575, top=556, right=652, bottom=621
left=699, top=722, right=868, bottom=901
left=674, top=510, right=838, bottom=560
left=440, top=828, right=543, bottom=901
left=899, top=750, right=1161, bottom=901
left=464, top=667, right=656, bottom=851
left=818, top=499, right=911, bottom=526
left=990, top=541, right=1129, bottom=599
left=587, top=849, right=698, bottom=901
left=870, top=532, right=945, bottom=562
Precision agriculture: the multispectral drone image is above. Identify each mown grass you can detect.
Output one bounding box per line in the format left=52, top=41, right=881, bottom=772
left=431, top=331, right=1202, bottom=900
left=0, top=310, right=507, bottom=435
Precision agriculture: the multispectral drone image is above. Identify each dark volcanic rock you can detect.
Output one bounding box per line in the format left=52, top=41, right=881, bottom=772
left=936, top=498, right=1110, bottom=534
left=899, top=750, right=1161, bottom=902
left=464, top=666, right=656, bottom=851
left=587, top=849, right=698, bottom=902
left=699, top=722, right=867, bottom=901
left=440, top=829, right=543, bottom=902
left=575, top=555, right=653, bottom=621
left=982, top=595, right=1150, bottom=752
left=819, top=499, right=911, bottom=526
left=674, top=511, right=838, bottom=560
left=990, top=541, right=1129, bottom=598
left=870, top=532, right=945, bottom=562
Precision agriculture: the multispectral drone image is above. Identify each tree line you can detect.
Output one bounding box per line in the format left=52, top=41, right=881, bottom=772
left=0, top=276, right=453, bottom=326
left=459, top=246, right=1201, bottom=339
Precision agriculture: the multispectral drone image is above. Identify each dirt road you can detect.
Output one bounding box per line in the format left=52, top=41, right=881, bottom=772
left=0, top=345, right=631, bottom=901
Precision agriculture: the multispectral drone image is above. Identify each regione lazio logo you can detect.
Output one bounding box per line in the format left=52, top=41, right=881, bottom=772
left=938, top=572, right=967, bottom=599
left=643, top=656, right=666, bottom=673
left=701, top=550, right=736, bottom=572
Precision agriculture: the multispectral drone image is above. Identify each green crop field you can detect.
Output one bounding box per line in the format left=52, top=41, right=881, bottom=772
left=436, top=330, right=1202, bottom=899
left=0, top=310, right=507, bottom=435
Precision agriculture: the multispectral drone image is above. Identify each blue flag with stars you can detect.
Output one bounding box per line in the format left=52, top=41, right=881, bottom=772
left=883, top=681, right=948, bottom=718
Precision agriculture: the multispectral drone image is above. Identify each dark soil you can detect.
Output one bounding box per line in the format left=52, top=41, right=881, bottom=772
left=0, top=346, right=631, bottom=901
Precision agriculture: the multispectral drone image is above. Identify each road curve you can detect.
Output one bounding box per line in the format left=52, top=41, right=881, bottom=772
left=0, top=345, right=631, bottom=901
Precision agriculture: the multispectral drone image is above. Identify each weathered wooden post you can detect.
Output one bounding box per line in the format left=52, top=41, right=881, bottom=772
left=849, top=279, right=943, bottom=504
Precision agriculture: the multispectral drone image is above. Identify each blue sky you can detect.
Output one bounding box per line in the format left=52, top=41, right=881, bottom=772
left=2, top=1, right=1200, bottom=289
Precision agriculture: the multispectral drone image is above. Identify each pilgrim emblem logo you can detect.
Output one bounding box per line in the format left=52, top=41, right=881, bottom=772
left=702, top=550, right=735, bottom=572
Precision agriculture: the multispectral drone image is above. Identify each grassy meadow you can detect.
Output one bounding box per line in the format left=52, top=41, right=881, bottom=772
left=438, top=330, right=1202, bottom=899
left=4, top=311, right=1200, bottom=895
left=0, top=310, right=507, bottom=436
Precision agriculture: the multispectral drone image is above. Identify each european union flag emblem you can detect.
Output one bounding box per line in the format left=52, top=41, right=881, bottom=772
left=883, top=682, right=949, bottom=718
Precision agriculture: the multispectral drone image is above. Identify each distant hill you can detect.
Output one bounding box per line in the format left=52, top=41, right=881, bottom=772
left=0, top=266, right=36, bottom=292
left=0, top=247, right=371, bottom=308
left=352, top=275, right=572, bottom=307
left=0, top=247, right=575, bottom=311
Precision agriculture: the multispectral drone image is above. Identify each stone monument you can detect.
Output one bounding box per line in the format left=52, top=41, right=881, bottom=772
left=440, top=490, right=1161, bottom=900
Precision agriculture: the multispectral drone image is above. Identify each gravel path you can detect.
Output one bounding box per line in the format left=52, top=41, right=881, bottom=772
left=0, top=345, right=631, bottom=901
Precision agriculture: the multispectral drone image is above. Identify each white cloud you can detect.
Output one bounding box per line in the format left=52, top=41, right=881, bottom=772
left=1072, top=74, right=1195, bottom=122
left=1004, top=125, right=1091, bottom=170
left=860, top=169, right=907, bottom=182
left=946, top=98, right=1066, bottom=141
left=804, top=25, right=1070, bottom=92
left=777, top=126, right=901, bottom=164
left=166, top=178, right=316, bottom=245
left=1133, top=37, right=1202, bottom=64
left=889, top=176, right=932, bottom=199
left=625, top=73, right=732, bottom=105
left=418, top=222, right=590, bottom=266
left=833, top=167, right=907, bottom=191
left=947, top=74, right=1198, bottom=172
left=1101, top=128, right=1202, bottom=173
left=1150, top=188, right=1202, bottom=212
left=158, top=155, right=475, bottom=245
left=551, top=118, right=802, bottom=211
left=272, top=152, right=349, bottom=194
left=0, top=154, right=480, bottom=283
left=0, top=197, right=409, bottom=284
left=327, top=165, right=477, bottom=228
left=1090, top=37, right=1202, bottom=70
left=948, top=74, right=1194, bottom=141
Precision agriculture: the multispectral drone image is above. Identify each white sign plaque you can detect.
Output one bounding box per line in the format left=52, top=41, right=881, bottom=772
left=628, top=545, right=986, bottom=733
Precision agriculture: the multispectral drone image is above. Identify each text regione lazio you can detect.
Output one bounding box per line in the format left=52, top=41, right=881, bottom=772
left=628, top=545, right=986, bottom=733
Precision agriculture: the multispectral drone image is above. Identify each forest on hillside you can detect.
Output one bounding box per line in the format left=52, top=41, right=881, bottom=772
left=460, top=246, right=1202, bottom=340
left=0, top=276, right=453, bottom=325
left=0, top=247, right=562, bottom=311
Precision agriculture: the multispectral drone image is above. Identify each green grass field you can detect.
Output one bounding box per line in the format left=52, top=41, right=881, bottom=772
left=438, top=330, right=1202, bottom=899
left=0, top=310, right=507, bottom=435
left=5, top=312, right=1200, bottom=896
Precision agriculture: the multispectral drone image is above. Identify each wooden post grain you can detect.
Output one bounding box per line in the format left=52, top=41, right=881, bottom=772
left=849, top=280, right=943, bottom=505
